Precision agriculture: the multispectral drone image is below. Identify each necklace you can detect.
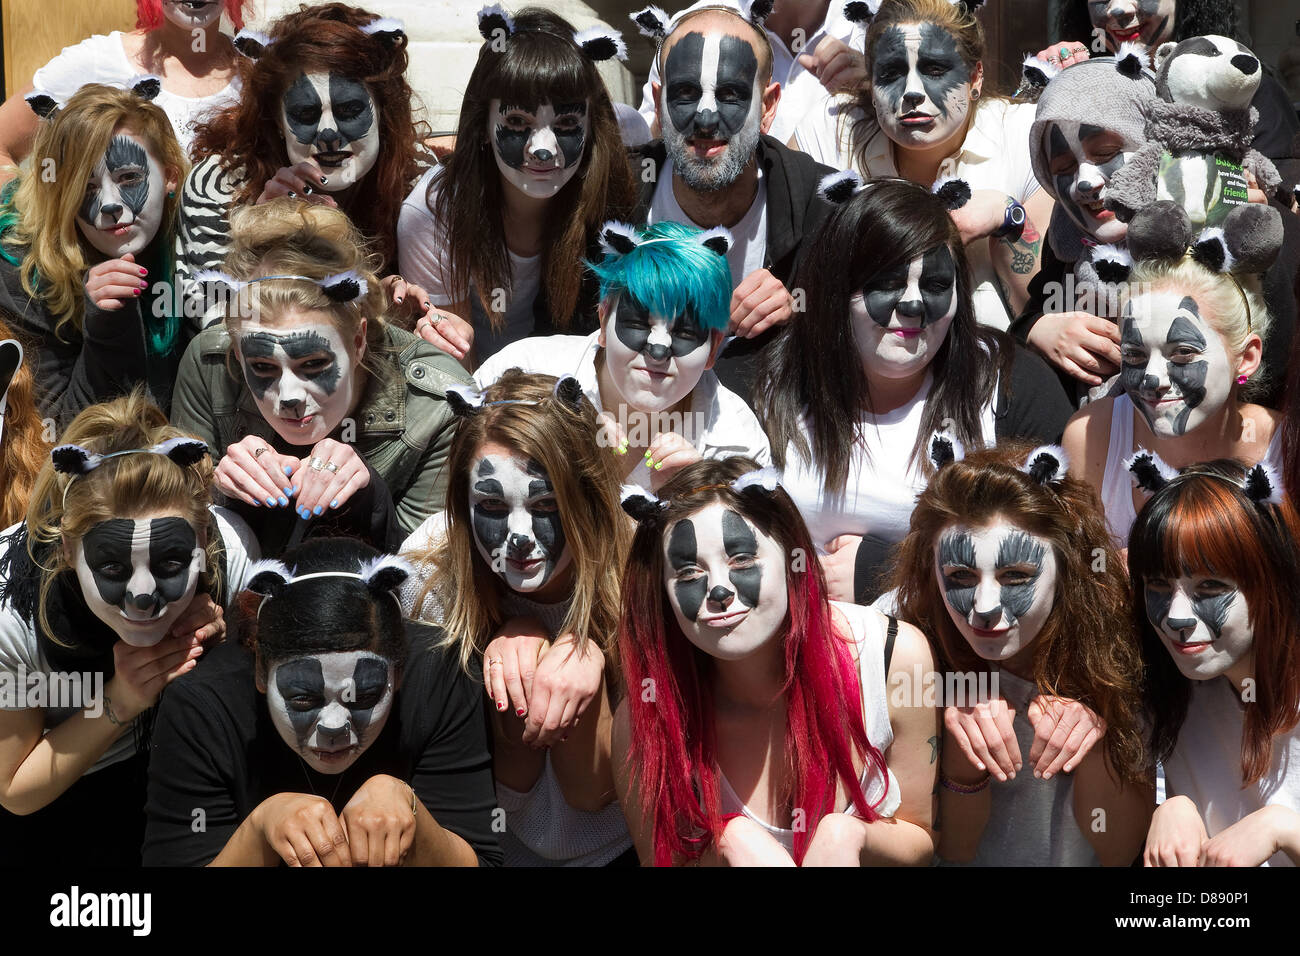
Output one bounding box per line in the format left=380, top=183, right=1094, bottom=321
left=297, top=754, right=349, bottom=807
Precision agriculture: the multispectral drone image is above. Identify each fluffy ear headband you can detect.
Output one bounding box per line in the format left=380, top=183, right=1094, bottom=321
left=1126, top=449, right=1284, bottom=507
left=619, top=466, right=782, bottom=523
left=928, top=429, right=966, bottom=470
left=816, top=170, right=972, bottom=210
left=26, top=75, right=161, bottom=119
left=53, top=436, right=209, bottom=509
left=235, top=16, right=404, bottom=60
left=598, top=220, right=733, bottom=258
left=480, top=5, right=627, bottom=61
left=844, top=0, right=983, bottom=22
left=631, top=4, right=670, bottom=40
left=192, top=269, right=368, bottom=304
left=445, top=375, right=586, bottom=419
left=927, top=432, right=1070, bottom=486
left=246, top=554, right=413, bottom=619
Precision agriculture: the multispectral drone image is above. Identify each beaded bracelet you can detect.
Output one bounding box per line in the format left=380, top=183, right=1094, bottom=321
left=940, top=771, right=992, bottom=795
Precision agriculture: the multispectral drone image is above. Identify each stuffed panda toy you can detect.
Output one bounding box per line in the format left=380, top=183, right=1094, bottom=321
left=1106, top=35, right=1283, bottom=275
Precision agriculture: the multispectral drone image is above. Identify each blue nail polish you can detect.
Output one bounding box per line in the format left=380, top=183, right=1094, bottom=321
left=283, top=486, right=293, bottom=496
left=313, top=505, right=323, bottom=515
left=265, top=497, right=276, bottom=507
left=277, top=496, right=288, bottom=507
left=330, top=499, right=340, bottom=509
left=298, top=507, right=308, bottom=519
left=284, top=465, right=293, bottom=476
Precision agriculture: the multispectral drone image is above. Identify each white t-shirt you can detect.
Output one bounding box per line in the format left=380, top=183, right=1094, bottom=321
left=797, top=98, right=1043, bottom=332
left=0, top=507, right=259, bottom=776
left=474, top=330, right=771, bottom=487
left=31, top=32, right=241, bottom=157
left=1163, top=676, right=1300, bottom=867
left=397, top=166, right=543, bottom=361
left=781, top=373, right=997, bottom=552
left=636, top=0, right=867, bottom=148
left=646, top=160, right=767, bottom=289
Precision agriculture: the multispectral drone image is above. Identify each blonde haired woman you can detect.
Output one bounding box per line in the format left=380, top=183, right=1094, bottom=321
left=0, top=391, right=256, bottom=866
left=0, top=84, right=187, bottom=426
left=171, top=198, right=471, bottom=555
left=403, top=370, right=634, bottom=866
left=0, top=310, right=51, bottom=528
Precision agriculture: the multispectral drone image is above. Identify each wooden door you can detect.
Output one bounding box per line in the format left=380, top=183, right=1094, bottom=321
left=3, top=0, right=137, bottom=97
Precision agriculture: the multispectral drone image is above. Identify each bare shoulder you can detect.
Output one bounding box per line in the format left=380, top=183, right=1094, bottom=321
left=1063, top=397, right=1114, bottom=486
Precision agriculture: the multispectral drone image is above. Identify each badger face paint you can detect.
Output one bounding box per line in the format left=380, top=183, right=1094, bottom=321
left=604, top=294, right=712, bottom=413
left=280, top=72, right=379, bottom=192
left=1119, top=292, right=1233, bottom=438
left=1088, top=0, right=1175, bottom=51
left=468, top=451, right=571, bottom=593
left=935, top=522, right=1058, bottom=662
left=76, top=131, right=168, bottom=260
left=871, top=23, right=972, bottom=151
left=663, top=503, right=789, bottom=660
left=1044, top=121, right=1136, bottom=244
left=266, top=651, right=395, bottom=774
left=162, top=0, right=224, bottom=31
left=235, top=318, right=358, bottom=446
left=489, top=99, right=588, bottom=199
left=852, top=246, right=957, bottom=381
left=1144, top=574, right=1252, bottom=680
left=73, top=517, right=202, bottom=647
left=660, top=30, right=763, bottom=191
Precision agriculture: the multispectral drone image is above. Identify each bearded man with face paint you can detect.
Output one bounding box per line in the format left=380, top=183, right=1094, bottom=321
left=473, top=221, right=770, bottom=490
left=1129, top=463, right=1300, bottom=867
left=142, top=538, right=503, bottom=867
left=1062, top=257, right=1281, bottom=549
left=796, top=0, right=1054, bottom=333
left=633, top=6, right=837, bottom=400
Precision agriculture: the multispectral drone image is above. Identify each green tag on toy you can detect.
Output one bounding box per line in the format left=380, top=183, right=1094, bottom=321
left=1156, top=150, right=1249, bottom=229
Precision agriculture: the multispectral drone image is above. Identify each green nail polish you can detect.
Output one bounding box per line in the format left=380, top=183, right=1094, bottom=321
left=654, top=462, right=663, bottom=471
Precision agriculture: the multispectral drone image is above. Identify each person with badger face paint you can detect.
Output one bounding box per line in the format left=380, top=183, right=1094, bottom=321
left=399, top=5, right=637, bottom=366
left=142, top=537, right=501, bottom=866
left=1128, top=459, right=1300, bottom=866
left=795, top=0, right=1054, bottom=333
left=0, top=392, right=255, bottom=867
left=473, top=219, right=770, bottom=490
left=613, top=457, right=939, bottom=866
left=402, top=370, right=634, bottom=866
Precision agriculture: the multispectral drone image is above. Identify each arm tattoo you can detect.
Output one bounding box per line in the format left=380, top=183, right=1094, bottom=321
left=1002, top=206, right=1043, bottom=275
left=103, top=694, right=125, bottom=726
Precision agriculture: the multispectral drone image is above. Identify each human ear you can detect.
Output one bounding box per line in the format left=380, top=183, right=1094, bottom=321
left=1236, top=332, right=1263, bottom=381
left=705, top=330, right=725, bottom=370
left=970, top=60, right=984, bottom=97
left=597, top=301, right=609, bottom=348
left=759, top=81, right=781, bottom=135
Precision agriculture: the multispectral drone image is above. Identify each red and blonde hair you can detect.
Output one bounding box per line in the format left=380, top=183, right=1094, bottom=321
left=619, top=457, right=887, bottom=865
left=135, top=0, right=249, bottom=31
left=1128, top=461, right=1300, bottom=785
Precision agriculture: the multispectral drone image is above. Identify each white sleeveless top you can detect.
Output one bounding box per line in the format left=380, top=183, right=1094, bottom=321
left=717, top=602, right=903, bottom=853
left=1098, top=394, right=1285, bottom=548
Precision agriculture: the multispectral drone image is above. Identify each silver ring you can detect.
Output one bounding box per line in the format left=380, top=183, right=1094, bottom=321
left=253, top=446, right=269, bottom=459
left=325, top=461, right=339, bottom=473
left=309, top=456, right=326, bottom=472
left=429, top=312, right=443, bottom=325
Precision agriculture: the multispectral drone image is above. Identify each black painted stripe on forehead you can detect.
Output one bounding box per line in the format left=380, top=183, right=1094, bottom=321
left=667, top=519, right=697, bottom=569
left=1177, top=296, right=1200, bottom=318
left=918, top=21, right=962, bottom=62
left=476, top=458, right=495, bottom=476
left=922, top=245, right=956, bottom=282
left=275, top=657, right=325, bottom=695
left=473, top=478, right=503, bottom=496
left=148, top=517, right=198, bottom=557
left=996, top=531, right=1046, bottom=569
left=1048, top=124, right=1072, bottom=159
left=526, top=479, right=552, bottom=498
left=939, top=530, right=976, bottom=567
left=80, top=519, right=140, bottom=562
left=1166, top=314, right=1207, bottom=348
left=240, top=329, right=335, bottom=360
left=721, top=509, right=757, bottom=557
left=353, top=657, right=389, bottom=695
left=105, top=136, right=148, bottom=171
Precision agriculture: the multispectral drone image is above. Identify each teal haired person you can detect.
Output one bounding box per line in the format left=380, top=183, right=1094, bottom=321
left=474, top=220, right=770, bottom=489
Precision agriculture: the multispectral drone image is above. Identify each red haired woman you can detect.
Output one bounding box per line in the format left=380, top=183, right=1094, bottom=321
left=614, top=457, right=938, bottom=866
left=1128, top=457, right=1300, bottom=866
left=893, top=439, right=1153, bottom=865
left=0, top=0, right=248, bottom=179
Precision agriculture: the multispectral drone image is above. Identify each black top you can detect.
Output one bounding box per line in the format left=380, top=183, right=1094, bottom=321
left=630, top=135, right=836, bottom=401
left=142, top=622, right=503, bottom=867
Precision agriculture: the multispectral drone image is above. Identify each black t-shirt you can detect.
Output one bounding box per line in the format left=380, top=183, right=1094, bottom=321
left=142, top=621, right=502, bottom=866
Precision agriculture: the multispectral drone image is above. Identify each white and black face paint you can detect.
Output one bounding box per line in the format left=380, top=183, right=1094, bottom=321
left=935, top=522, right=1058, bottom=662
left=871, top=23, right=972, bottom=150
left=266, top=651, right=395, bottom=774
left=76, top=131, right=168, bottom=260
left=851, top=246, right=957, bottom=381
left=1119, top=292, right=1233, bottom=438
left=1088, top=0, right=1175, bottom=50
left=236, top=321, right=357, bottom=447
left=1044, top=121, right=1135, bottom=244
left=604, top=295, right=712, bottom=412
left=73, top=517, right=202, bottom=648
left=663, top=502, right=789, bottom=661
left=162, top=0, right=224, bottom=31
left=660, top=30, right=763, bottom=192
left=1144, top=574, right=1253, bottom=680
left=280, top=72, right=380, bottom=192
left=489, top=99, right=588, bottom=199
left=469, top=452, right=572, bottom=593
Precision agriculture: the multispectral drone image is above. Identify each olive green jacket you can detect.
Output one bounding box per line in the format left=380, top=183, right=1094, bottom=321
left=171, top=324, right=471, bottom=535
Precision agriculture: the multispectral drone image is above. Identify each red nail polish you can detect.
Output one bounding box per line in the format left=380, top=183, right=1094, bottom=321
left=133, top=288, right=141, bottom=296
left=139, top=268, right=148, bottom=276
left=496, top=701, right=505, bottom=711
left=516, top=708, right=525, bottom=717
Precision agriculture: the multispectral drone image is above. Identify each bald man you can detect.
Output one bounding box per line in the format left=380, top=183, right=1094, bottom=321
left=633, top=5, right=836, bottom=400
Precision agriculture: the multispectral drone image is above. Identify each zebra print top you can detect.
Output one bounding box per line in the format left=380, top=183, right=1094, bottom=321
left=176, top=154, right=245, bottom=332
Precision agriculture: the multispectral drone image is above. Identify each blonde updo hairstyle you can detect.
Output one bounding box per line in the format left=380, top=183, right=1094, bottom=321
left=26, top=390, right=221, bottom=645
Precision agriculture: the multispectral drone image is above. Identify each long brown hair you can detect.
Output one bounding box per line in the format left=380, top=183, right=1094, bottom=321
left=0, top=310, right=51, bottom=528
left=191, top=2, right=424, bottom=271
left=893, top=441, right=1148, bottom=783
left=1128, top=461, right=1300, bottom=785
left=432, top=6, right=635, bottom=331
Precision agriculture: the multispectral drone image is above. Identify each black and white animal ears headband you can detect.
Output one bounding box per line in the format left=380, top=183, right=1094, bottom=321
left=598, top=220, right=733, bottom=258
left=233, top=16, right=405, bottom=59
left=479, top=4, right=628, bottom=62
left=445, top=374, right=586, bottom=419
left=843, top=0, right=986, bottom=25
left=817, top=170, right=973, bottom=211
left=192, top=269, right=368, bottom=305
left=246, top=554, right=413, bottom=619
left=630, top=0, right=775, bottom=43
left=26, top=75, right=161, bottom=119
left=927, top=430, right=1069, bottom=485
left=620, top=466, right=782, bottom=524
left=1125, top=449, right=1285, bottom=507
left=53, top=435, right=209, bottom=506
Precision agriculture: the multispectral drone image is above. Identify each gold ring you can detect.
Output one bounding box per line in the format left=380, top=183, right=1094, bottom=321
left=487, top=658, right=503, bottom=668
left=253, top=446, right=270, bottom=459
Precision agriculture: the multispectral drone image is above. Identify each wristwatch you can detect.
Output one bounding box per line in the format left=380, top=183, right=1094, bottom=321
left=994, top=199, right=1027, bottom=242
